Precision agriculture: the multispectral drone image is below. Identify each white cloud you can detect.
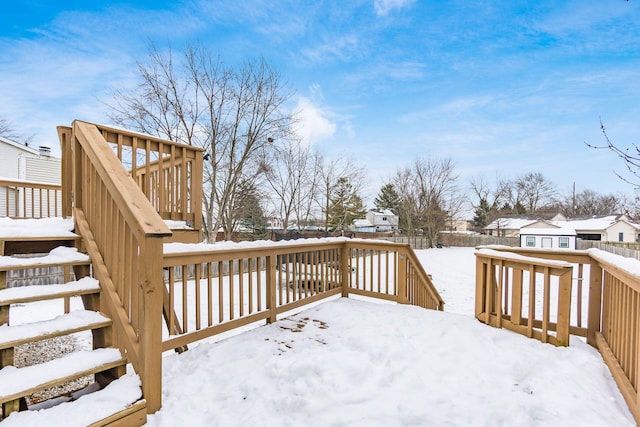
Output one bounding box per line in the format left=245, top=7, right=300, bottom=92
left=293, top=97, right=337, bottom=146
left=373, top=0, right=415, bottom=17
left=300, top=34, right=363, bottom=64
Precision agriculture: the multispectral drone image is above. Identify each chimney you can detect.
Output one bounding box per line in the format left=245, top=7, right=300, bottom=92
left=39, top=146, right=51, bottom=156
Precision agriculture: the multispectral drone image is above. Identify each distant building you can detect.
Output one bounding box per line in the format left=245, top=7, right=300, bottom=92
left=485, top=214, right=640, bottom=246
left=519, top=221, right=577, bottom=250
left=266, top=217, right=284, bottom=230
left=353, top=209, right=399, bottom=233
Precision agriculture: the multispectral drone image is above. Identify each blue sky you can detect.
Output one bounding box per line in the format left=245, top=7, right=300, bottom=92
left=2, top=0, right=640, bottom=208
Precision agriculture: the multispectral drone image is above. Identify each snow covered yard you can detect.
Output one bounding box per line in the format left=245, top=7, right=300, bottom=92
left=146, top=247, right=634, bottom=427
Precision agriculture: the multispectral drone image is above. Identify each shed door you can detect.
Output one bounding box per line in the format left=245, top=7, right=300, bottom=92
left=541, top=237, right=552, bottom=248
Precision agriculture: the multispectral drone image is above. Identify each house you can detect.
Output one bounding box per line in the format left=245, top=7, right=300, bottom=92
left=519, top=221, right=577, bottom=249
left=353, top=209, right=399, bottom=233
left=266, top=217, right=285, bottom=230
left=0, top=135, right=61, bottom=217
left=0, top=135, right=59, bottom=182
left=566, top=215, right=640, bottom=243
left=485, top=214, right=640, bottom=244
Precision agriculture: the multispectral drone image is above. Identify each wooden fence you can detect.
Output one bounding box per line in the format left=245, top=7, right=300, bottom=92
left=381, top=234, right=520, bottom=249
left=578, top=240, right=640, bottom=260
left=0, top=178, right=63, bottom=218
left=475, top=246, right=640, bottom=423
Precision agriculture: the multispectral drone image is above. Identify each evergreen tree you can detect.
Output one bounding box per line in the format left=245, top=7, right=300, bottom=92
left=472, top=198, right=490, bottom=229
left=234, top=180, right=268, bottom=239
left=374, top=183, right=400, bottom=213
left=327, top=177, right=367, bottom=230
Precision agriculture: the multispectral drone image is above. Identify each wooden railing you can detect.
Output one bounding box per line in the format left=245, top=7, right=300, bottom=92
left=91, top=123, right=204, bottom=231
left=58, top=121, right=171, bottom=413
left=475, top=246, right=640, bottom=422
left=161, top=239, right=444, bottom=351
left=475, top=248, right=575, bottom=346
left=0, top=178, right=63, bottom=218
left=343, top=241, right=444, bottom=311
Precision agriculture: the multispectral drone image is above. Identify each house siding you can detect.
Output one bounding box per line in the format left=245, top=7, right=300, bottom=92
left=0, top=143, right=25, bottom=179
left=25, top=156, right=61, bottom=184
left=520, top=234, right=576, bottom=250
left=604, top=221, right=639, bottom=243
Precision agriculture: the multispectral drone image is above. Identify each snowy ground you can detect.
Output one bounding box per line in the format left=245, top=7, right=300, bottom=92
left=145, top=247, right=634, bottom=426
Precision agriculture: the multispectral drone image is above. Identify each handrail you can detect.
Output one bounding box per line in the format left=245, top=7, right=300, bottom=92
left=161, top=239, right=444, bottom=350
left=0, top=178, right=63, bottom=218
left=86, top=122, right=204, bottom=232
left=475, top=246, right=640, bottom=423
left=64, top=120, right=171, bottom=413
left=402, top=245, right=445, bottom=310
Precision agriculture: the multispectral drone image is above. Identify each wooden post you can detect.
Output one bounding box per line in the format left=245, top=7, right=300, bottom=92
left=556, top=269, right=573, bottom=346
left=73, top=127, right=84, bottom=212
left=266, top=254, right=277, bottom=324
left=341, top=245, right=350, bottom=298
left=484, top=259, right=495, bottom=326
left=57, top=126, right=74, bottom=218
left=587, top=261, right=603, bottom=347
left=474, top=256, right=486, bottom=319
left=397, top=248, right=408, bottom=304
left=511, top=268, right=523, bottom=326
left=139, top=237, right=164, bottom=413
left=496, top=261, right=504, bottom=328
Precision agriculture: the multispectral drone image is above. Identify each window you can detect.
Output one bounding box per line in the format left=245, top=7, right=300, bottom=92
left=526, top=236, right=535, bottom=247
left=559, top=237, right=569, bottom=248
left=619, top=232, right=624, bottom=242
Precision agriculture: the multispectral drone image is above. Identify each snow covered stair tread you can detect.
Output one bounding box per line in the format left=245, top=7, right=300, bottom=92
left=0, top=218, right=77, bottom=239
left=0, top=246, right=90, bottom=269
left=0, top=277, right=99, bottom=306
left=0, top=310, right=111, bottom=349
left=0, top=348, right=126, bottom=403
left=0, top=374, right=143, bottom=427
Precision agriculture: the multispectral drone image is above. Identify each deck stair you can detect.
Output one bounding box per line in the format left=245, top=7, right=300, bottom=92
left=0, top=224, right=147, bottom=426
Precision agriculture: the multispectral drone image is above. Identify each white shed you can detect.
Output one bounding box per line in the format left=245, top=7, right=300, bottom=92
left=519, top=223, right=577, bottom=250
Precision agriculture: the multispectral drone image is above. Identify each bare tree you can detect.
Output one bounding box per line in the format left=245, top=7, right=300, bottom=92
left=469, top=175, right=508, bottom=229
left=514, top=172, right=556, bottom=214
left=587, top=120, right=640, bottom=188
left=106, top=43, right=295, bottom=241
left=558, top=188, right=621, bottom=217
left=393, top=157, right=460, bottom=247
left=263, top=138, right=316, bottom=230
left=0, top=119, right=33, bottom=144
